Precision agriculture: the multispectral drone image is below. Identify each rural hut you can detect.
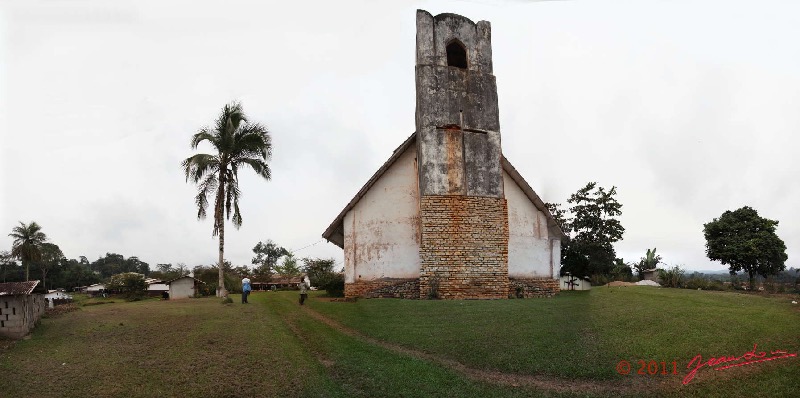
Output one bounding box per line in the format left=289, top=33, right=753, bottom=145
left=0, top=281, right=46, bottom=339
left=322, top=10, right=566, bottom=300
left=166, top=276, right=205, bottom=300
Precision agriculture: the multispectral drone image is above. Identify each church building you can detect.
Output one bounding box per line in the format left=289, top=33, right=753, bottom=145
left=323, top=10, right=566, bottom=299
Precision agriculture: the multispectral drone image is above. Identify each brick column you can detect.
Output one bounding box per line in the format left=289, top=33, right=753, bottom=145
left=419, top=195, right=509, bottom=299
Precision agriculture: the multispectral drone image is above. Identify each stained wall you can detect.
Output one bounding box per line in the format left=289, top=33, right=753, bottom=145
left=343, top=146, right=421, bottom=284
left=504, top=171, right=559, bottom=278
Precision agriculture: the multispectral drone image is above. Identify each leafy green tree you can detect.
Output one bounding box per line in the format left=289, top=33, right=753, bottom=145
left=192, top=263, right=240, bottom=295
left=182, top=102, right=274, bottom=297
left=37, top=242, right=64, bottom=291
left=152, top=263, right=189, bottom=281
left=546, top=182, right=625, bottom=278
left=634, top=248, right=662, bottom=280
left=125, top=256, right=150, bottom=275
left=703, top=206, right=788, bottom=290
left=107, top=272, right=147, bottom=301
left=91, top=253, right=125, bottom=278
left=610, top=258, right=633, bottom=282
left=51, top=257, right=100, bottom=291
left=274, top=253, right=301, bottom=278
left=251, top=240, right=289, bottom=280
left=301, top=257, right=336, bottom=287
left=0, top=251, right=21, bottom=283
left=232, top=266, right=252, bottom=278
left=9, top=221, right=48, bottom=281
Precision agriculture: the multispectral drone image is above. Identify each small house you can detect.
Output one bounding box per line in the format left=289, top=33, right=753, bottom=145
left=0, top=281, right=46, bottom=339
left=559, top=275, right=591, bottom=291
left=145, top=278, right=169, bottom=297
left=642, top=269, right=660, bottom=283
left=166, top=276, right=205, bottom=300
left=84, top=283, right=106, bottom=296
left=44, top=289, right=73, bottom=308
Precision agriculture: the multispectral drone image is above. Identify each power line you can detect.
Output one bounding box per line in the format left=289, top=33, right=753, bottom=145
left=290, top=239, right=325, bottom=254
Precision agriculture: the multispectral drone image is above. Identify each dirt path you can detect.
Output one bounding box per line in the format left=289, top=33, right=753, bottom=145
left=296, top=304, right=653, bottom=395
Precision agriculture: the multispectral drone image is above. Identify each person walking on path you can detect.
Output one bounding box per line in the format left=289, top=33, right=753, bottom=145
left=242, top=276, right=251, bottom=304
left=299, top=275, right=309, bottom=305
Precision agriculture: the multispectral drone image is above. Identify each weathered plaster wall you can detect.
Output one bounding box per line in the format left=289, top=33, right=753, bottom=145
left=415, top=10, right=502, bottom=198
left=343, top=146, right=420, bottom=284
left=504, top=171, right=555, bottom=278
left=169, top=278, right=195, bottom=300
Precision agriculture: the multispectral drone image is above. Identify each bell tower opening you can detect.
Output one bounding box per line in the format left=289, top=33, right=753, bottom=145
left=446, top=40, right=467, bottom=69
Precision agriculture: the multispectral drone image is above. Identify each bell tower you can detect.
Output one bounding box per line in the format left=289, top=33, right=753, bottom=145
left=415, top=10, right=509, bottom=299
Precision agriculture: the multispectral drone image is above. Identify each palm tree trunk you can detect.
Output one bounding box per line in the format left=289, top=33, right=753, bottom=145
left=216, top=168, right=228, bottom=298
left=24, top=260, right=29, bottom=282
left=218, top=220, right=227, bottom=297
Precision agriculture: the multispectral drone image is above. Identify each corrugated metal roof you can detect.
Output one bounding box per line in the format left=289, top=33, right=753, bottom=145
left=0, top=280, right=40, bottom=296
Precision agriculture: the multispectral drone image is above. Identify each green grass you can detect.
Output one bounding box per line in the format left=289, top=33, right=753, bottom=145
left=1, top=288, right=797, bottom=397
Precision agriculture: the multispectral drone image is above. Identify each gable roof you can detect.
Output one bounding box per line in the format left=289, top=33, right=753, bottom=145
left=0, top=280, right=40, bottom=296
left=165, top=276, right=206, bottom=285
left=322, top=132, right=567, bottom=248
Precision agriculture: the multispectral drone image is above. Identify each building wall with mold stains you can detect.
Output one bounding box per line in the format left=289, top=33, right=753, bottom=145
left=504, top=171, right=559, bottom=278
left=343, top=145, right=421, bottom=284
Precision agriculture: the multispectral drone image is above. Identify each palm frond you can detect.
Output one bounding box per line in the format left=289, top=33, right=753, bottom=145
left=232, top=200, right=243, bottom=228
left=235, top=123, right=273, bottom=160
left=194, top=173, right=218, bottom=220
left=190, top=128, right=218, bottom=150
left=224, top=169, right=240, bottom=221
left=182, top=154, right=220, bottom=183
left=237, top=158, right=272, bottom=180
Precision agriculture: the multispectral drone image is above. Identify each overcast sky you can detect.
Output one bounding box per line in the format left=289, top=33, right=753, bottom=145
left=1, top=0, right=798, bottom=274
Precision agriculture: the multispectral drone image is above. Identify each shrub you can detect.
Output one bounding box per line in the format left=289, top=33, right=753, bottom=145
left=658, top=266, right=685, bottom=288
left=707, top=280, right=725, bottom=291
left=685, top=277, right=708, bottom=290
left=319, top=272, right=345, bottom=297
left=106, top=272, right=147, bottom=301
left=590, top=274, right=611, bottom=286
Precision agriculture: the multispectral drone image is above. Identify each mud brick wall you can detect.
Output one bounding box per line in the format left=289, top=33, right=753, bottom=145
left=509, top=278, right=560, bottom=298
left=345, top=278, right=420, bottom=299
left=0, top=294, right=46, bottom=339
left=420, top=195, right=509, bottom=299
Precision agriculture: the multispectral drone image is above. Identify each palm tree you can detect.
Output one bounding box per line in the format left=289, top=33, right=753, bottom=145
left=9, top=221, right=48, bottom=281
left=182, top=102, right=273, bottom=297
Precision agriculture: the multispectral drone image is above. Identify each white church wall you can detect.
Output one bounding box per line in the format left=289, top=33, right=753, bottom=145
left=504, top=171, right=554, bottom=278
left=343, top=146, right=421, bottom=283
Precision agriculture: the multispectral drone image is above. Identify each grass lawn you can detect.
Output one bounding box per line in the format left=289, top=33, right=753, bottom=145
left=1, top=287, right=798, bottom=397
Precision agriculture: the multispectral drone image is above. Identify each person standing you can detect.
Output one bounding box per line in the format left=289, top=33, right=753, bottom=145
left=299, top=275, right=309, bottom=305
left=241, top=276, right=251, bottom=304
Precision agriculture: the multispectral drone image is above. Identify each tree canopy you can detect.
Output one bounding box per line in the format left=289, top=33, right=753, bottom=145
left=274, top=253, right=301, bottom=278
left=703, top=206, right=787, bottom=289
left=182, top=102, right=273, bottom=297
left=8, top=221, right=48, bottom=281
left=252, top=240, right=290, bottom=280
left=546, top=182, right=625, bottom=278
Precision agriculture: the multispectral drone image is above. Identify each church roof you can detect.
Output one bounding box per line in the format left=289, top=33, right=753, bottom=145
left=322, top=132, right=567, bottom=248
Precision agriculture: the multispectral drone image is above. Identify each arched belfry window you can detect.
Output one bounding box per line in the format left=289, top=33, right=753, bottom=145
left=446, top=40, right=467, bottom=69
